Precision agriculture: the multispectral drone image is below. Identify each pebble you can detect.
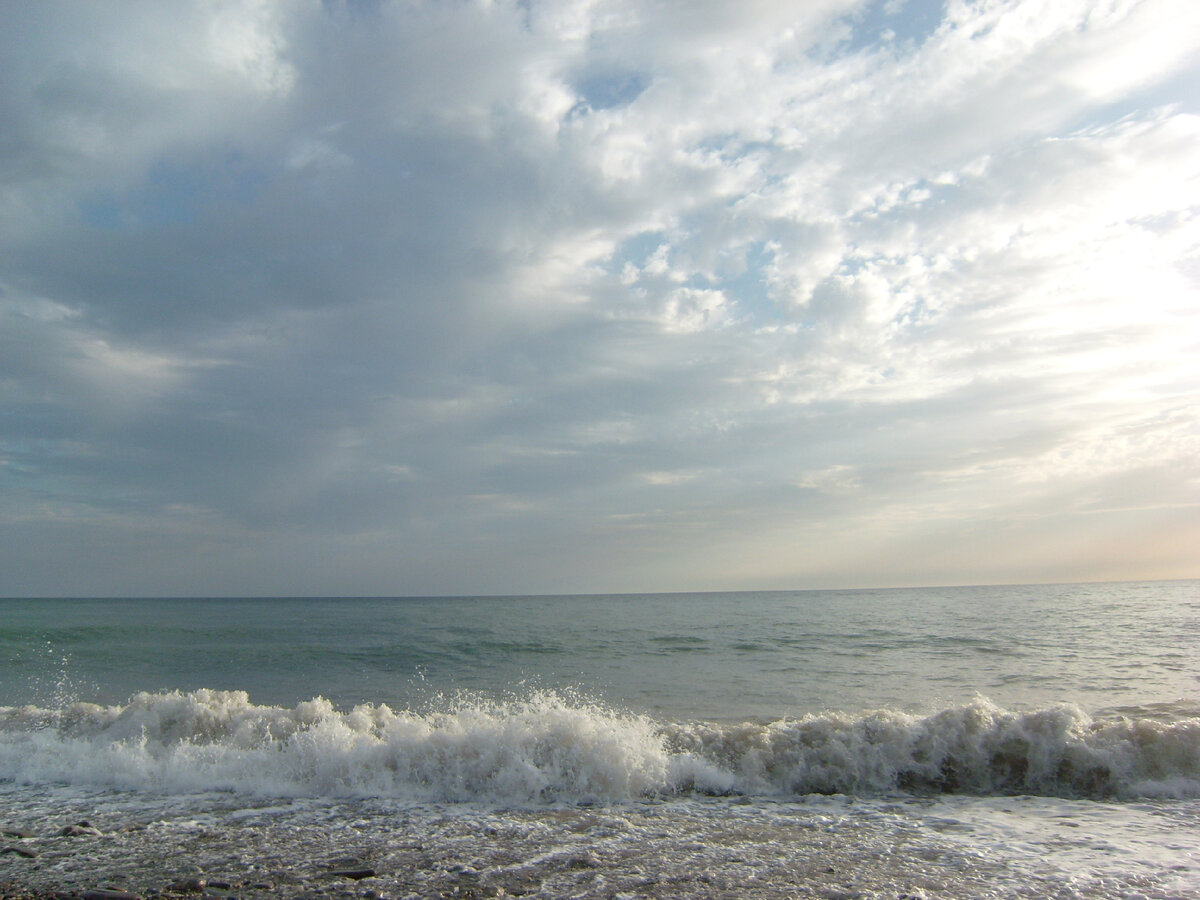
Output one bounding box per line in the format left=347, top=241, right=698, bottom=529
left=81, top=890, right=143, bottom=900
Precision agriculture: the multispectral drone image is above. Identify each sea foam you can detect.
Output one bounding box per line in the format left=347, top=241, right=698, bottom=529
left=1, top=690, right=1196, bottom=802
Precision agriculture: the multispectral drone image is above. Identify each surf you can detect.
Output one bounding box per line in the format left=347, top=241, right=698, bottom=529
left=1, top=689, right=1197, bottom=803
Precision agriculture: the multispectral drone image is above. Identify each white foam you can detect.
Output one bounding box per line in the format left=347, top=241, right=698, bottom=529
left=1, top=691, right=1197, bottom=802
left=0, top=689, right=671, bottom=801
left=669, top=700, right=1200, bottom=799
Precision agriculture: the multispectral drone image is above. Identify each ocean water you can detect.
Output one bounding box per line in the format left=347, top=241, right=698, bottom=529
left=1, top=581, right=1198, bottom=898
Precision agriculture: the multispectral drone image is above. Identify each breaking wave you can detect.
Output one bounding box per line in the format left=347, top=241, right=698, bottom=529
left=1, top=690, right=1197, bottom=802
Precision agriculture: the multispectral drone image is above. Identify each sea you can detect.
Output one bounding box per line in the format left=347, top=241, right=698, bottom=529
left=1, top=581, right=1197, bottom=898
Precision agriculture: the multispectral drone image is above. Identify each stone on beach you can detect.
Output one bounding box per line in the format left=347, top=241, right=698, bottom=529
left=323, top=855, right=378, bottom=881
left=1, top=845, right=39, bottom=859
left=165, top=876, right=206, bottom=893
left=328, top=867, right=377, bottom=880
left=61, top=822, right=103, bottom=837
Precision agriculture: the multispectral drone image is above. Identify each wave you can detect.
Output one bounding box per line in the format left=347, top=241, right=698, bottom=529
left=1, top=690, right=1197, bottom=802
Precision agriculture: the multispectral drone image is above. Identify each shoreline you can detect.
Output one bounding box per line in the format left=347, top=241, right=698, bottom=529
left=0, top=793, right=1021, bottom=900
left=5, top=788, right=1199, bottom=899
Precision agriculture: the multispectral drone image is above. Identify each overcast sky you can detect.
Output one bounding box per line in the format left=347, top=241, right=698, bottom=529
left=2, top=0, right=1198, bottom=597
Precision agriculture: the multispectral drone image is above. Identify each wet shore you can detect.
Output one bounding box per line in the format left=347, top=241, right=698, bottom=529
left=1, top=792, right=1007, bottom=900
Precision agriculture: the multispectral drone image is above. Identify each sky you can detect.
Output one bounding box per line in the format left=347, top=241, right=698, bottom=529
left=1, top=0, right=1198, bottom=597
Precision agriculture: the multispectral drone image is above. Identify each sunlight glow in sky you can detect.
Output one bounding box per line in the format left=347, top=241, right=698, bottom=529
left=1, top=0, right=1198, bottom=596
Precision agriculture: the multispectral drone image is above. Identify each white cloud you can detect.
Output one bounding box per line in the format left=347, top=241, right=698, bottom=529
left=0, top=0, right=1197, bottom=594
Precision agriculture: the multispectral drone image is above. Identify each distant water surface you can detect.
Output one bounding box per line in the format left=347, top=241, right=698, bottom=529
left=2, top=581, right=1196, bottom=720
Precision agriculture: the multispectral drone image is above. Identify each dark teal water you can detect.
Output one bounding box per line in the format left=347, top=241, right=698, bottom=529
left=2, top=582, right=1196, bottom=720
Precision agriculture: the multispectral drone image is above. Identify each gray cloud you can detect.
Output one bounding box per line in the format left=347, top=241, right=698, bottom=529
left=2, top=0, right=1198, bottom=595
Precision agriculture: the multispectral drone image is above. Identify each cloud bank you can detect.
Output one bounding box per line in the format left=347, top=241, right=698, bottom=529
left=2, top=0, right=1198, bottom=595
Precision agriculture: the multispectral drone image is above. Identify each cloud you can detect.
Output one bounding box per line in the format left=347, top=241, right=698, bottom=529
left=1, top=0, right=1198, bottom=595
